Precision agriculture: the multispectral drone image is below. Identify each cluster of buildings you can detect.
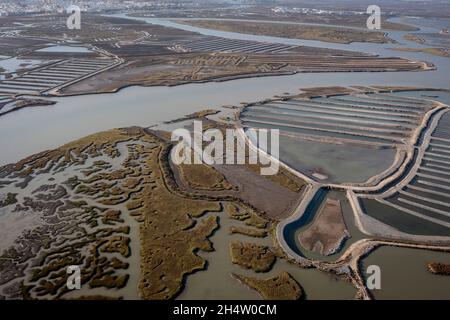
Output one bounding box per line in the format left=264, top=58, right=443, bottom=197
left=0, top=0, right=203, bottom=16
left=270, top=6, right=366, bottom=15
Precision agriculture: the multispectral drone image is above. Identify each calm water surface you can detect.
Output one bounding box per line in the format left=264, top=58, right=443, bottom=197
left=363, top=246, right=450, bottom=300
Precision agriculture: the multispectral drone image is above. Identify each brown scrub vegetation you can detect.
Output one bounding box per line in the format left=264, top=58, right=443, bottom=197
left=230, top=241, right=276, bottom=272
left=229, top=226, right=268, bottom=238
left=427, top=262, right=450, bottom=276
left=232, top=272, right=303, bottom=300
left=0, top=127, right=229, bottom=299
left=178, top=163, right=234, bottom=191
left=179, top=20, right=393, bottom=44
left=226, top=204, right=268, bottom=229
left=0, top=193, right=17, bottom=208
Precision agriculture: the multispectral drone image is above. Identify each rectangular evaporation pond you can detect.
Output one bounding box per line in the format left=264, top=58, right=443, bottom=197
left=186, top=41, right=248, bottom=51
left=359, top=198, right=450, bottom=237
left=61, top=64, right=101, bottom=69
left=233, top=42, right=287, bottom=53
left=242, top=112, right=409, bottom=139
left=276, top=100, right=420, bottom=119
left=348, top=93, right=430, bottom=105
left=434, top=118, right=450, bottom=131
left=417, top=168, right=450, bottom=183
left=44, top=69, right=88, bottom=75
left=429, top=140, right=450, bottom=150
left=432, top=135, right=450, bottom=143
left=255, top=103, right=417, bottom=124
left=357, top=92, right=432, bottom=104
left=432, top=128, right=450, bottom=138
left=369, top=93, right=433, bottom=104
left=244, top=110, right=416, bottom=129
left=391, top=91, right=450, bottom=106
left=411, top=180, right=450, bottom=194
left=423, top=151, right=450, bottom=166
left=0, top=83, right=44, bottom=90
left=245, top=44, right=288, bottom=53
left=69, top=61, right=111, bottom=66
left=56, top=62, right=107, bottom=68
left=36, top=46, right=92, bottom=53
left=328, top=95, right=430, bottom=108
left=413, top=177, right=450, bottom=192
left=438, top=113, right=450, bottom=123
left=30, top=71, right=77, bottom=77
left=18, top=78, right=62, bottom=84
left=403, top=186, right=450, bottom=208
left=398, top=189, right=450, bottom=215
left=187, top=38, right=230, bottom=46
left=422, top=153, right=450, bottom=166
left=243, top=108, right=414, bottom=130
left=48, top=67, right=92, bottom=73
left=189, top=38, right=247, bottom=46
left=220, top=42, right=271, bottom=52
left=241, top=118, right=400, bottom=142
left=308, top=98, right=424, bottom=115
left=249, top=104, right=416, bottom=127
left=421, top=153, right=450, bottom=166
left=241, top=120, right=395, bottom=144
left=386, top=195, right=450, bottom=224
left=0, top=82, right=54, bottom=90
left=420, top=160, right=450, bottom=173
left=323, top=96, right=428, bottom=111
left=428, top=146, right=450, bottom=155
left=294, top=98, right=424, bottom=115
left=28, top=72, right=74, bottom=79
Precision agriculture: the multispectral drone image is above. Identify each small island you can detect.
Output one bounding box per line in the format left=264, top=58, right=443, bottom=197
left=428, top=262, right=450, bottom=276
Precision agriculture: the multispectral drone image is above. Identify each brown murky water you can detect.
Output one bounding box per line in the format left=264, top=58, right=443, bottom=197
left=177, top=208, right=356, bottom=300
left=363, top=246, right=450, bottom=300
